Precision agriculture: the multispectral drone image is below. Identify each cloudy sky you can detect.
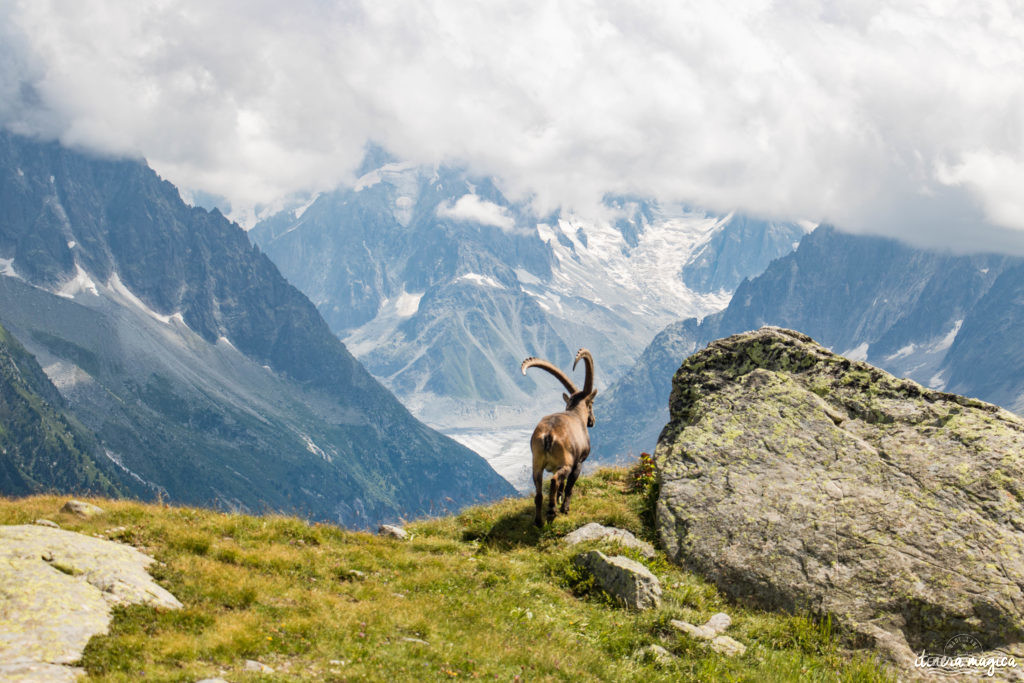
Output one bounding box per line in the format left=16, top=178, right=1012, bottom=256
left=2, top=0, right=1023, bottom=252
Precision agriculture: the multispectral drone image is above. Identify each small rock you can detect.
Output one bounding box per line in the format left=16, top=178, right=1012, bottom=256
left=563, top=522, right=656, bottom=558
left=710, top=635, right=747, bottom=657
left=61, top=500, right=105, bottom=518
left=670, top=619, right=716, bottom=640
left=401, top=637, right=429, bottom=645
left=636, top=643, right=676, bottom=665
left=704, top=612, right=731, bottom=635
left=573, top=550, right=662, bottom=610
left=33, top=519, right=60, bottom=528
left=338, top=569, right=366, bottom=581
left=377, top=524, right=407, bottom=540
left=195, top=679, right=231, bottom=683
left=671, top=612, right=735, bottom=641
left=244, top=659, right=274, bottom=673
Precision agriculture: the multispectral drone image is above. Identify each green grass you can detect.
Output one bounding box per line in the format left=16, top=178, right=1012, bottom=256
left=1, top=468, right=894, bottom=681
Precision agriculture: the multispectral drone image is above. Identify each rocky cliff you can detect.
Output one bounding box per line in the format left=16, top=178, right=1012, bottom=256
left=655, top=327, right=1024, bottom=664
left=595, top=226, right=1022, bottom=461
left=0, top=131, right=514, bottom=525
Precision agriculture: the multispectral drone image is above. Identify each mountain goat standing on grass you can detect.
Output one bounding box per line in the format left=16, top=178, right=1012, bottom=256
left=521, top=348, right=597, bottom=527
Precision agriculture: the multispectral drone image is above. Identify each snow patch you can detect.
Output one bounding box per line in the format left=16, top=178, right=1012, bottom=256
left=354, top=161, right=418, bottom=192
left=928, top=369, right=948, bottom=390
left=102, top=449, right=165, bottom=493
left=107, top=272, right=182, bottom=326
left=458, top=272, right=504, bottom=289
left=0, top=257, right=23, bottom=280
left=437, top=195, right=517, bottom=232
left=292, top=193, right=321, bottom=220
left=932, top=319, right=963, bottom=352
left=394, top=290, right=423, bottom=317
left=843, top=342, right=870, bottom=362
left=514, top=268, right=541, bottom=286
left=301, top=434, right=331, bottom=462
left=57, top=264, right=100, bottom=299
left=887, top=343, right=917, bottom=361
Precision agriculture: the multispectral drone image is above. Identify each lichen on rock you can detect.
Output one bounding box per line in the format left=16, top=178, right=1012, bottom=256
left=0, top=524, right=182, bottom=681
left=654, top=326, right=1024, bottom=665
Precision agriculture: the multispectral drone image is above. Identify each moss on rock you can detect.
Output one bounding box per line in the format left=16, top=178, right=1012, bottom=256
left=655, top=326, right=1024, bottom=666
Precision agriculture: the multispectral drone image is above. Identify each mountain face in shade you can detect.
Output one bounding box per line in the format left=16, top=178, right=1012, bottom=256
left=593, top=226, right=1023, bottom=462
left=0, top=131, right=514, bottom=524
left=250, top=159, right=806, bottom=429
left=680, top=213, right=806, bottom=293
left=0, top=321, right=125, bottom=497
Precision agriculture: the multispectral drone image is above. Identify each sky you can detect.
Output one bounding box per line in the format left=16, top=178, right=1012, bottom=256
left=2, top=0, right=1023, bottom=253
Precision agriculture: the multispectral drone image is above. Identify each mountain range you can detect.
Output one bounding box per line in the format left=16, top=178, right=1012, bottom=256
left=0, top=131, right=514, bottom=525
left=592, top=225, right=1024, bottom=461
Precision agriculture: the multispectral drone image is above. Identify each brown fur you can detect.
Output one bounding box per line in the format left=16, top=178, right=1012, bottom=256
left=522, top=349, right=597, bottom=528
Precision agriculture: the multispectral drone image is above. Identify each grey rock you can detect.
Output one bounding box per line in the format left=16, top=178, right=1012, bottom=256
left=573, top=550, right=662, bottom=610
left=0, top=524, right=182, bottom=681
left=401, top=637, right=429, bottom=645
left=33, top=519, right=59, bottom=528
left=710, top=636, right=746, bottom=657
left=562, top=522, right=656, bottom=559
left=704, top=612, right=731, bottom=635
left=195, top=679, right=231, bottom=683
left=0, top=660, right=84, bottom=682
left=671, top=612, right=733, bottom=642
left=60, top=500, right=105, bottom=518
left=670, top=619, right=716, bottom=641
left=655, top=327, right=1024, bottom=664
left=377, top=524, right=407, bottom=540
left=635, top=643, right=676, bottom=665
left=244, top=659, right=274, bottom=673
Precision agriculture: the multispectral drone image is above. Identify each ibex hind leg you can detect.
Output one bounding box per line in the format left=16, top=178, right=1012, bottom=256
left=533, top=469, right=545, bottom=528
left=548, top=465, right=571, bottom=523
left=560, top=459, right=584, bottom=514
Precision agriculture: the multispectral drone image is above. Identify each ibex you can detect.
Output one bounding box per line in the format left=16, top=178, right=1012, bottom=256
left=521, top=348, right=596, bottom=527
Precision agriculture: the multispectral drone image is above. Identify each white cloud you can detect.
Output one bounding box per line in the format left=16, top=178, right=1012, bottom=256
left=437, top=194, right=517, bottom=231
left=2, top=1, right=1024, bottom=252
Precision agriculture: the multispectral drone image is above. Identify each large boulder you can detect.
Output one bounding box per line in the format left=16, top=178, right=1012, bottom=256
left=0, top=524, right=182, bottom=681
left=573, top=550, right=662, bottom=610
left=655, top=327, right=1024, bottom=664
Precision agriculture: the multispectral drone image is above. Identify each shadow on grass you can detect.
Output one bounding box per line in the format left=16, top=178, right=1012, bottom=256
left=462, top=505, right=544, bottom=549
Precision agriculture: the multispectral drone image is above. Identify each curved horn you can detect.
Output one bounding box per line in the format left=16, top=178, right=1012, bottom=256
left=521, top=356, right=578, bottom=394
left=573, top=348, right=595, bottom=396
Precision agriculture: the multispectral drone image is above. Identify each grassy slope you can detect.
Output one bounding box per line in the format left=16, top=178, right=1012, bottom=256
left=0, top=469, right=892, bottom=682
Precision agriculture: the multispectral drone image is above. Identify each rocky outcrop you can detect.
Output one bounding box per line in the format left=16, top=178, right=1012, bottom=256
left=0, top=524, right=182, bottom=681
left=573, top=550, right=662, bottom=610
left=655, top=327, right=1024, bottom=664
left=671, top=613, right=747, bottom=657
left=562, top=522, right=655, bottom=559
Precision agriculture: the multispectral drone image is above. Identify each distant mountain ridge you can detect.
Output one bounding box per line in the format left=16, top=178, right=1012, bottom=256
left=0, top=131, right=514, bottom=524
left=593, top=225, right=1023, bottom=461
left=250, top=157, right=807, bottom=429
